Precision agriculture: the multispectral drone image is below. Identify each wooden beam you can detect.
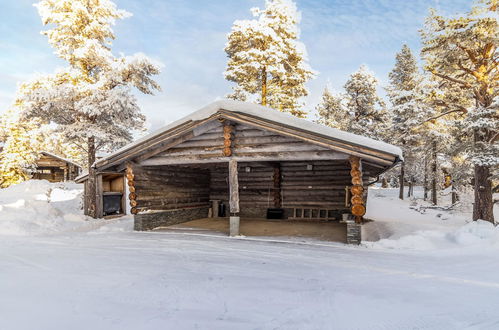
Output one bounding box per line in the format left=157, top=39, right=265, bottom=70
left=228, top=159, right=240, bottom=236
left=96, top=117, right=221, bottom=170
left=139, top=150, right=350, bottom=166
left=228, top=159, right=240, bottom=214
left=95, top=174, right=104, bottom=218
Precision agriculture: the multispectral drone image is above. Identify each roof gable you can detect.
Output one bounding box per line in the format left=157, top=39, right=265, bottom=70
left=95, top=100, right=402, bottom=171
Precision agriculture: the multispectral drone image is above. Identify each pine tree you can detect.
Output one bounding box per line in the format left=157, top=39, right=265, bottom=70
left=224, top=0, right=315, bottom=117
left=0, top=109, right=42, bottom=188
left=421, top=0, right=498, bottom=221
left=386, top=45, right=425, bottom=199
left=18, top=0, right=161, bottom=217
left=315, top=87, right=349, bottom=130
left=343, top=65, right=389, bottom=140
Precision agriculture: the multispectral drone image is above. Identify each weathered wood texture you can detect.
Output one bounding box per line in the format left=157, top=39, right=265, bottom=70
left=131, top=164, right=210, bottom=214
left=32, top=154, right=80, bottom=182
left=228, top=159, right=240, bottom=214
left=209, top=160, right=363, bottom=214
left=139, top=123, right=350, bottom=166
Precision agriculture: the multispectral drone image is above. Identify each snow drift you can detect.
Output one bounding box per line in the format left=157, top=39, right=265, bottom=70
left=0, top=180, right=90, bottom=236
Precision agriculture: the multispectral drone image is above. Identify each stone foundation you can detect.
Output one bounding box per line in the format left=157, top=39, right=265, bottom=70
left=134, top=207, right=209, bottom=231
left=345, top=222, right=362, bottom=245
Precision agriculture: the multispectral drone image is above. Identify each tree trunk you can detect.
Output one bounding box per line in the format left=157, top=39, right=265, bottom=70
left=87, top=136, right=97, bottom=218
left=423, top=156, right=428, bottom=201
left=407, top=176, right=413, bottom=198
left=473, top=164, right=494, bottom=222
left=431, top=141, right=437, bottom=205
left=451, top=183, right=458, bottom=205
left=398, top=163, right=404, bottom=200
left=261, top=66, right=267, bottom=106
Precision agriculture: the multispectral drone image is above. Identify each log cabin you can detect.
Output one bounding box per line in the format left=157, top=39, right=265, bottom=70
left=77, top=100, right=403, bottom=243
left=32, top=152, right=82, bottom=182
left=0, top=144, right=82, bottom=183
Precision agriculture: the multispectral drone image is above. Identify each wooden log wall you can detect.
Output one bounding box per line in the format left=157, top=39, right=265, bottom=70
left=208, top=160, right=373, bottom=215
left=209, top=162, right=276, bottom=211
left=130, top=164, right=210, bottom=213
left=140, top=122, right=348, bottom=166
left=280, top=160, right=353, bottom=209
left=131, top=121, right=379, bottom=217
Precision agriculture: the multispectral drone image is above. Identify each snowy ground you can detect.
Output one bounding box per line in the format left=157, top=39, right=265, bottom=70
left=1, top=181, right=499, bottom=330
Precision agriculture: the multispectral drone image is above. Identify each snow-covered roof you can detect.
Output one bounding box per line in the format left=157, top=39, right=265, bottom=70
left=95, top=100, right=402, bottom=169
left=40, top=151, right=82, bottom=168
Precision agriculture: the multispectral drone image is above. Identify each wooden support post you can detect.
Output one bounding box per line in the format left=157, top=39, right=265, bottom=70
left=95, top=174, right=104, bottom=218
left=349, top=156, right=365, bottom=224
left=126, top=164, right=138, bottom=215
left=228, top=159, right=240, bottom=236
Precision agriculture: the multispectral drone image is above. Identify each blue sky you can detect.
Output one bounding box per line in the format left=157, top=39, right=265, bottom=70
left=0, top=0, right=472, bottom=132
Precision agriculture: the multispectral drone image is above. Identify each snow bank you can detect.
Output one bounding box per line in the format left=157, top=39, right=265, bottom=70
left=364, top=187, right=499, bottom=251
left=0, top=180, right=91, bottom=236
left=368, top=220, right=499, bottom=251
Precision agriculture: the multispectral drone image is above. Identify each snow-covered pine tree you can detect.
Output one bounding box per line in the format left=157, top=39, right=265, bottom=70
left=343, top=65, right=389, bottom=140
left=0, top=109, right=42, bottom=188
left=386, top=45, right=425, bottom=200
left=315, top=86, right=349, bottom=130
left=421, top=0, right=498, bottom=222
left=409, top=76, right=460, bottom=205
left=18, top=0, right=161, bottom=217
left=224, top=0, right=315, bottom=117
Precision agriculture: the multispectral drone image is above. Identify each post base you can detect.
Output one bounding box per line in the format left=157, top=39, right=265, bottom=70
left=229, top=216, right=240, bottom=237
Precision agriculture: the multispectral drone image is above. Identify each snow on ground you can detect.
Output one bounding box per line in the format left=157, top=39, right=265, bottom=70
left=1, top=181, right=499, bottom=329
left=364, top=187, right=499, bottom=251
left=0, top=180, right=105, bottom=235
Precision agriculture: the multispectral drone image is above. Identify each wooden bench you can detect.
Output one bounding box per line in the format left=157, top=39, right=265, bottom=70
left=288, top=208, right=336, bottom=221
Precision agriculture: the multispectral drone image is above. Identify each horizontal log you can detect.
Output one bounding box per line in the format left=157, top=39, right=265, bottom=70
left=140, top=150, right=350, bottom=166
left=133, top=167, right=210, bottom=176
left=138, top=203, right=210, bottom=212
left=137, top=200, right=210, bottom=208
left=136, top=193, right=211, bottom=201
left=233, top=135, right=297, bottom=145
left=282, top=185, right=350, bottom=190
left=175, top=138, right=224, bottom=148
left=189, top=132, right=223, bottom=141
left=282, top=202, right=347, bottom=207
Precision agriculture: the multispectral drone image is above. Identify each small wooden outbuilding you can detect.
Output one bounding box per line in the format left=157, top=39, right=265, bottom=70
left=77, top=101, right=402, bottom=243
left=32, top=152, right=82, bottom=182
